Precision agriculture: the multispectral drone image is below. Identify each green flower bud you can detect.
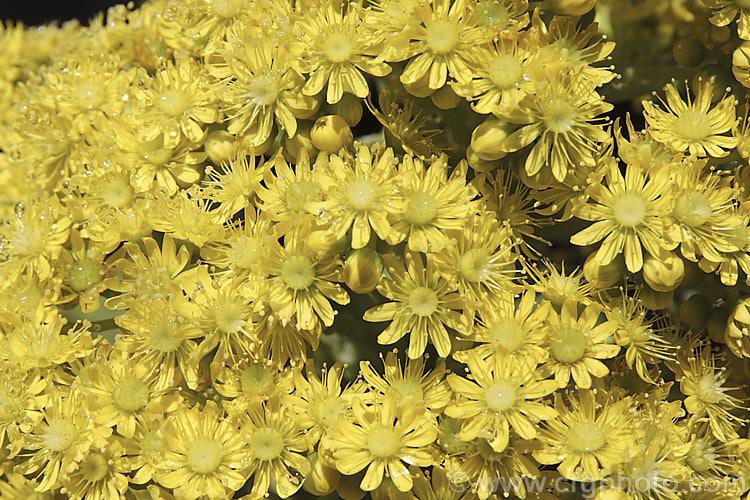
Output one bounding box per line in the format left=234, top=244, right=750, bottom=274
left=309, top=227, right=349, bottom=257
left=642, top=252, right=685, bottom=292
left=327, top=93, right=363, bottom=127
left=673, top=38, right=706, bottom=68
left=430, top=85, right=461, bottom=109
left=550, top=0, right=597, bottom=16
left=466, top=146, right=501, bottom=173
left=204, top=130, right=237, bottom=166
left=310, top=115, right=353, bottom=153
left=470, top=117, right=515, bottom=161
left=583, top=253, right=625, bottom=288
left=343, top=248, right=383, bottom=294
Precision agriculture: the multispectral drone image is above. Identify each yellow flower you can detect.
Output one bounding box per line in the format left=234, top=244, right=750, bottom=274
left=201, top=153, right=265, bottom=218
left=0, top=308, right=97, bottom=371
left=398, top=0, right=488, bottom=91
left=388, top=154, right=477, bottom=252
left=0, top=197, right=71, bottom=281
left=0, top=471, right=56, bottom=499
left=296, top=4, right=391, bottom=104
left=241, top=400, right=311, bottom=498
left=678, top=347, right=745, bottom=442
left=359, top=350, right=451, bottom=413
left=496, top=69, right=612, bottom=183
left=139, top=56, right=219, bottom=148
left=432, top=212, right=519, bottom=308
left=570, top=161, right=677, bottom=273
left=455, top=35, right=535, bottom=114
left=252, top=308, right=323, bottom=367
left=148, top=187, right=225, bottom=247
left=264, top=224, right=350, bottom=331
left=453, top=289, right=550, bottom=367
left=154, top=401, right=250, bottom=499
left=14, top=386, right=111, bottom=493
left=604, top=289, right=676, bottom=384
left=473, top=0, right=530, bottom=36
left=215, top=33, right=318, bottom=145
left=534, top=390, right=635, bottom=481
left=540, top=299, right=620, bottom=389
left=643, top=79, right=738, bottom=158
left=114, top=296, right=203, bottom=391
left=311, top=145, right=401, bottom=249
left=256, top=151, right=324, bottom=233
left=57, top=230, right=122, bottom=313
left=61, top=435, right=135, bottom=500
left=213, top=357, right=295, bottom=413
left=286, top=361, right=365, bottom=449
left=445, top=435, right=540, bottom=500
left=103, top=234, right=192, bottom=311
left=79, top=347, right=181, bottom=439
left=445, top=351, right=558, bottom=451
left=363, top=251, right=465, bottom=359
left=0, top=362, right=46, bottom=458
left=325, top=393, right=437, bottom=492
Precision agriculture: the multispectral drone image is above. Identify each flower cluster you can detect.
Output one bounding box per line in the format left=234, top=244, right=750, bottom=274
left=2, top=0, right=750, bottom=499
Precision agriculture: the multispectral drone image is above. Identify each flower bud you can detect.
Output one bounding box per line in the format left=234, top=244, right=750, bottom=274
left=431, top=85, right=461, bottom=109
left=284, top=122, right=316, bottom=162
left=310, top=115, right=353, bottom=153
left=734, top=43, right=750, bottom=89
left=204, top=130, right=237, bottom=165
left=303, top=452, right=340, bottom=496
left=727, top=297, right=750, bottom=357
left=238, top=127, right=275, bottom=155
left=550, top=0, right=597, bottom=16
left=673, top=38, right=706, bottom=68
left=466, top=146, right=501, bottom=173
left=309, top=227, right=349, bottom=257
left=470, top=117, right=515, bottom=161
left=583, top=253, right=625, bottom=288
left=343, top=248, right=383, bottom=294
left=328, top=93, right=364, bottom=127
left=642, top=252, right=685, bottom=292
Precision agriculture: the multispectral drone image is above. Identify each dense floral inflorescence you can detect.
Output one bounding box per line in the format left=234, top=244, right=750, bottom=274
left=3, top=0, right=750, bottom=499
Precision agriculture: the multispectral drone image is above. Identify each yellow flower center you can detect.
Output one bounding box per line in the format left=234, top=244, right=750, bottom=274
left=488, top=318, right=526, bottom=353
left=424, top=19, right=460, bottom=55
left=488, top=54, right=524, bottom=90
left=674, top=108, right=712, bottom=141
left=68, top=257, right=101, bottom=292
left=158, top=88, right=191, bottom=117
left=566, top=421, right=605, bottom=453
left=475, top=0, right=511, bottom=28
left=42, top=419, right=78, bottom=452
left=673, top=192, right=712, bottom=227
left=324, top=32, right=354, bottom=63
left=346, top=179, right=379, bottom=211
left=240, top=363, right=274, bottom=397
left=186, top=437, right=224, bottom=473
left=408, top=286, right=439, bottom=316
left=310, top=395, right=347, bottom=429
left=458, top=248, right=490, bottom=282
left=281, top=254, right=316, bottom=290
left=286, top=180, right=322, bottom=213
left=613, top=193, right=647, bottom=228
left=550, top=326, right=587, bottom=364
left=213, top=301, right=246, bottom=334
left=74, top=80, right=105, bottom=110
left=695, top=373, right=722, bottom=403
left=404, top=191, right=438, bottom=225
left=484, top=381, right=517, bottom=412
left=687, top=439, right=717, bottom=473
left=367, top=424, right=402, bottom=458
left=150, top=320, right=183, bottom=352
left=100, top=174, right=134, bottom=209
left=541, top=98, right=576, bottom=133
left=228, top=235, right=262, bottom=269
left=79, top=453, right=109, bottom=482
left=112, top=376, right=149, bottom=412
left=245, top=74, right=280, bottom=106
left=249, top=427, right=284, bottom=460
left=392, top=377, right=425, bottom=404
